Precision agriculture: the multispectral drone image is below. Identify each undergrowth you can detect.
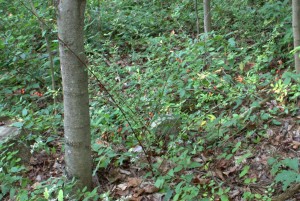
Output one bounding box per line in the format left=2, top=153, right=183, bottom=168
left=1, top=0, right=300, bottom=200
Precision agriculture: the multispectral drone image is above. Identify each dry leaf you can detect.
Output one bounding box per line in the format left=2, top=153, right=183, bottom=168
left=117, top=183, right=128, bottom=191
left=223, top=166, right=238, bottom=176
left=292, top=140, right=300, bottom=149
left=235, top=75, right=244, bottom=83
left=192, top=176, right=209, bottom=185
left=230, top=189, right=241, bottom=198
left=127, top=177, right=142, bottom=188
left=120, top=169, right=131, bottom=175
left=144, top=185, right=159, bottom=193
left=216, top=159, right=230, bottom=169
left=215, top=169, right=225, bottom=181
left=95, top=138, right=110, bottom=146
left=133, top=188, right=145, bottom=197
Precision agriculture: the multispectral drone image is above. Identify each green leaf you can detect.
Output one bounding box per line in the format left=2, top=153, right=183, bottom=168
left=163, top=189, right=173, bottom=201
left=9, top=188, right=16, bottom=199
left=167, top=169, right=174, bottom=177
left=283, top=77, right=291, bottom=85
left=10, top=166, right=22, bottom=173
left=20, top=53, right=26, bottom=59
left=17, top=190, right=28, bottom=201
left=22, top=108, right=28, bottom=117
left=225, top=154, right=233, bottom=160
left=275, top=170, right=298, bottom=190
left=250, top=101, right=260, bottom=108
left=220, top=194, right=229, bottom=201
left=254, top=194, right=262, bottom=199
left=44, top=188, right=49, bottom=199
left=267, top=157, right=276, bottom=165
left=228, top=38, right=235, bottom=47
left=271, top=119, right=281, bottom=125
left=232, top=141, right=241, bottom=153
left=282, top=158, right=299, bottom=172
left=179, top=89, right=186, bottom=98
left=189, top=162, right=202, bottom=168
left=58, top=189, right=64, bottom=201
left=11, top=122, right=24, bottom=128
left=1, top=185, right=9, bottom=195
left=42, top=30, right=47, bottom=37
left=244, top=178, right=252, bottom=184
left=173, top=194, right=180, bottom=201
left=239, top=165, right=250, bottom=178
left=233, top=99, right=243, bottom=110
left=0, top=39, right=4, bottom=49
left=174, top=165, right=183, bottom=173
left=236, top=153, right=252, bottom=165
left=154, top=177, right=165, bottom=188
left=260, top=112, right=270, bottom=120
left=46, top=136, right=55, bottom=143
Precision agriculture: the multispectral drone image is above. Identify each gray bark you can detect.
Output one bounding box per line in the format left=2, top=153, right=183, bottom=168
left=293, top=0, right=300, bottom=73
left=203, top=0, right=212, bottom=33
left=195, top=0, right=200, bottom=37
left=57, top=0, right=92, bottom=189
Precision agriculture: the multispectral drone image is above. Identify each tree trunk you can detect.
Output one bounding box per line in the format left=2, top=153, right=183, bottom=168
left=293, top=0, right=300, bottom=73
left=195, top=0, right=200, bottom=37
left=57, top=0, right=92, bottom=190
left=203, top=0, right=212, bottom=34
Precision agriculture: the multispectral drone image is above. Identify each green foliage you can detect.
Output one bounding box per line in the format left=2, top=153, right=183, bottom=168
left=86, top=0, right=297, bottom=199
left=0, top=143, right=28, bottom=200
left=1, top=0, right=298, bottom=200
left=86, top=0, right=196, bottom=45
left=92, top=143, right=118, bottom=170
left=0, top=0, right=60, bottom=114
left=268, top=158, right=300, bottom=190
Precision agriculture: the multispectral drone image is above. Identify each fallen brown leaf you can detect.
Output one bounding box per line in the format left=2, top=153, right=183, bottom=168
left=223, top=166, right=238, bottom=176
left=292, top=140, right=300, bottom=149
left=127, top=177, right=142, bottom=188
left=215, top=169, right=225, bottom=181
left=144, top=185, right=159, bottom=194
left=192, top=176, right=209, bottom=185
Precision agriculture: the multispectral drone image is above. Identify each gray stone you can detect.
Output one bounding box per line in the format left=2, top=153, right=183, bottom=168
left=0, top=126, right=21, bottom=140
left=151, top=114, right=181, bottom=138
left=0, top=117, right=31, bottom=165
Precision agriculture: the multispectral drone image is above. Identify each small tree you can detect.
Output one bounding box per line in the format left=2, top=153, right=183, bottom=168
left=194, top=0, right=200, bottom=36
left=203, top=0, right=212, bottom=34
left=293, top=0, right=300, bottom=73
left=57, top=0, right=92, bottom=189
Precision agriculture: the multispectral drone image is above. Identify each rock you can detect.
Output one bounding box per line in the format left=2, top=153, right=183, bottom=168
left=150, top=114, right=181, bottom=139
left=0, top=126, right=21, bottom=140
left=0, top=117, right=31, bottom=165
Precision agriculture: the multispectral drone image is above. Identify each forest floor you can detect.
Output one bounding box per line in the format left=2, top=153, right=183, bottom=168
left=23, top=56, right=300, bottom=200
left=2, top=1, right=299, bottom=200
left=2, top=55, right=300, bottom=201
left=25, top=115, right=300, bottom=200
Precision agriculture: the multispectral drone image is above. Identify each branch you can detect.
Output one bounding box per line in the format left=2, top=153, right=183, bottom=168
left=272, top=184, right=300, bottom=201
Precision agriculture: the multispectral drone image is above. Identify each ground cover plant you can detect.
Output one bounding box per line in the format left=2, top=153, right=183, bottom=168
left=1, top=0, right=300, bottom=200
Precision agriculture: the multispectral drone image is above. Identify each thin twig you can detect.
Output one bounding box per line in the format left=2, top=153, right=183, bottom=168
left=22, top=0, right=57, bottom=115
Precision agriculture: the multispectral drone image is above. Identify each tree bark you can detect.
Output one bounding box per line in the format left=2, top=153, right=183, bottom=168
left=57, top=0, right=92, bottom=190
left=195, top=0, right=200, bottom=37
left=203, top=0, right=212, bottom=34
left=293, top=0, right=300, bottom=73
